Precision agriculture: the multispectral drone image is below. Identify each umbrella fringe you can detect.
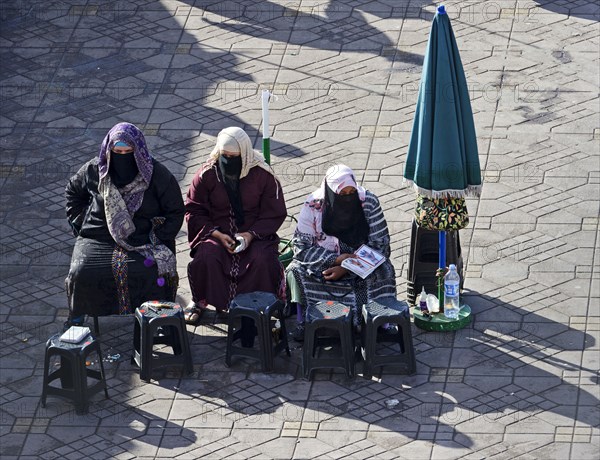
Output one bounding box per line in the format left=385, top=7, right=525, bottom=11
left=404, top=179, right=482, bottom=199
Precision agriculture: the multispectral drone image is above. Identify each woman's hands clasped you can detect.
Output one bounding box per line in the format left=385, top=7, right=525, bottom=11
left=212, top=229, right=254, bottom=254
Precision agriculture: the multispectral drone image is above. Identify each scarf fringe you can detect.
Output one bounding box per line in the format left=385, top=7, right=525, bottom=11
left=403, top=179, right=482, bottom=199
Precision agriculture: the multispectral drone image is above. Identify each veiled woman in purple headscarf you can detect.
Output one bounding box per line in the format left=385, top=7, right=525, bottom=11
left=64, top=122, right=185, bottom=327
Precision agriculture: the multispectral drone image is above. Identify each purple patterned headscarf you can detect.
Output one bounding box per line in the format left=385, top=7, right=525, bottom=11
left=96, top=123, right=176, bottom=313
left=98, top=122, right=154, bottom=213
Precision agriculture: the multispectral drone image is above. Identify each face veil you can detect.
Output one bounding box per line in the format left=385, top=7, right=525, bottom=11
left=321, top=180, right=369, bottom=248
left=109, top=150, right=138, bottom=187
left=215, top=131, right=245, bottom=226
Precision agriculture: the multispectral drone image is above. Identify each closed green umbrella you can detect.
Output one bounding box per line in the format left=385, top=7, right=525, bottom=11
left=403, top=5, right=482, bottom=316
left=404, top=5, right=481, bottom=197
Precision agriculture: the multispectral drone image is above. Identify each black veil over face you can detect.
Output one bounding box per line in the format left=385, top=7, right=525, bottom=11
left=321, top=181, right=369, bottom=248
left=109, top=151, right=138, bottom=187
left=218, top=154, right=244, bottom=226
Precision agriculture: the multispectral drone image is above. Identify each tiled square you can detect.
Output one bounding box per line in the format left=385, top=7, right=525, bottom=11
left=1, top=2, right=598, bottom=459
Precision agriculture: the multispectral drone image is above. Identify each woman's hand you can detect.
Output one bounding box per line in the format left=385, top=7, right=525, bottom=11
left=212, top=229, right=236, bottom=253
left=322, top=266, right=349, bottom=281
left=237, top=232, right=254, bottom=249
left=334, top=253, right=356, bottom=266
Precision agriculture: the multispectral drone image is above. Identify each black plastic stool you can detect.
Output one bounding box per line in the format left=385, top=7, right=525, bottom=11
left=225, top=291, right=290, bottom=372
left=133, top=301, right=193, bottom=382
left=360, top=297, right=416, bottom=379
left=407, top=219, right=463, bottom=304
left=303, top=301, right=355, bottom=380
left=41, top=333, right=109, bottom=414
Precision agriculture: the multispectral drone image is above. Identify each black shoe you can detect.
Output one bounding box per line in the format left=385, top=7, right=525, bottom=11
left=282, top=301, right=295, bottom=318
left=377, top=324, right=398, bottom=341
left=289, top=323, right=305, bottom=342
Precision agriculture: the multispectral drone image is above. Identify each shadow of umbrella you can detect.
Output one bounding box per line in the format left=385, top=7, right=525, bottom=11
left=30, top=399, right=198, bottom=458
left=270, top=292, right=598, bottom=455
left=0, top=317, right=198, bottom=458
left=184, top=287, right=597, bottom=449
left=401, top=290, right=599, bottom=447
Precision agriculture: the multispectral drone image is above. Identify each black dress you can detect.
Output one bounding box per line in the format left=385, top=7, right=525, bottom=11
left=65, top=158, right=185, bottom=317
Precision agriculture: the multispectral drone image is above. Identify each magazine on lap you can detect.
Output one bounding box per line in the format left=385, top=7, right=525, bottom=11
left=341, top=244, right=385, bottom=279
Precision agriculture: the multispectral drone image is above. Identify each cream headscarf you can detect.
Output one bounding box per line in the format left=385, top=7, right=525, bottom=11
left=209, top=127, right=276, bottom=180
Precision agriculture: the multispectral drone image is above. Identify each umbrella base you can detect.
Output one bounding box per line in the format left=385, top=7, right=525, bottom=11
left=407, top=220, right=464, bottom=305
left=412, top=305, right=471, bottom=332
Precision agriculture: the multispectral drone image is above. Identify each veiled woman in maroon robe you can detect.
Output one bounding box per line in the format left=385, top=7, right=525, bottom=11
left=185, top=127, right=287, bottom=323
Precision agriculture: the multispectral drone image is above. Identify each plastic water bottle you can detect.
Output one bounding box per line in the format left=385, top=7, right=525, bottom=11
left=444, top=264, right=460, bottom=319
left=418, top=286, right=428, bottom=313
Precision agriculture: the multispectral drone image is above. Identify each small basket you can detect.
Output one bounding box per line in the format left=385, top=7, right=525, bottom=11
left=278, top=238, right=293, bottom=268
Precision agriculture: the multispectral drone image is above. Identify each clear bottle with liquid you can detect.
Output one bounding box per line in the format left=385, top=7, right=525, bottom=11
left=418, top=286, right=428, bottom=313
left=444, top=264, right=460, bottom=320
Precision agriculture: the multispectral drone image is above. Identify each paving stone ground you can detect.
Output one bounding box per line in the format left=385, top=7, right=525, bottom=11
left=1, top=1, right=599, bottom=459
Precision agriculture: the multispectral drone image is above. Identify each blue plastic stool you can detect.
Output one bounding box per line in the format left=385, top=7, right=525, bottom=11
left=133, top=301, right=193, bottom=382
left=303, top=301, right=355, bottom=379
left=226, top=291, right=290, bottom=372
left=361, top=297, right=416, bottom=378
left=41, top=333, right=109, bottom=414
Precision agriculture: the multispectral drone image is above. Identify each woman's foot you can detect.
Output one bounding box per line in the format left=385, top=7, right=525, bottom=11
left=377, top=323, right=398, bottom=338
left=63, top=315, right=85, bottom=332
left=183, top=302, right=206, bottom=325
left=216, top=309, right=229, bottom=321
left=289, top=323, right=305, bottom=342
left=282, top=301, right=295, bottom=318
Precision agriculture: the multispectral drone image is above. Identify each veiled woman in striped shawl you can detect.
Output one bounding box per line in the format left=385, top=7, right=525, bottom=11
left=287, top=165, right=396, bottom=337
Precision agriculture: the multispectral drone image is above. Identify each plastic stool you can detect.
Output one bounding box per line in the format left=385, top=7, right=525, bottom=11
left=303, top=301, right=355, bottom=380
left=133, top=301, right=193, bottom=382
left=361, top=297, right=416, bottom=379
left=407, top=219, right=463, bottom=304
left=41, top=333, right=109, bottom=414
left=225, top=291, right=290, bottom=372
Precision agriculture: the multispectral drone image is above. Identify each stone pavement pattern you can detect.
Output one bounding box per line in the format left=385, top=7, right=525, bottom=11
left=1, top=0, right=599, bottom=458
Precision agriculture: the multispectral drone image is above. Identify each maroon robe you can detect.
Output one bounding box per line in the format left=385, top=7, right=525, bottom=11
left=186, top=164, right=286, bottom=311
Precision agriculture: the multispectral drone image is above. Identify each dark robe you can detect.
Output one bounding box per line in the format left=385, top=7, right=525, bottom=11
left=186, top=165, right=286, bottom=311
left=65, top=158, right=185, bottom=316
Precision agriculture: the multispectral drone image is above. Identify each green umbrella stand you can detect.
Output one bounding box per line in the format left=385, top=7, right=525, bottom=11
left=403, top=5, right=480, bottom=331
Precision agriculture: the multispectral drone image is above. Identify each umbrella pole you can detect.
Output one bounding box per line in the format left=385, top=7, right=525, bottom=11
left=263, top=137, right=270, bottom=165
left=438, top=231, right=446, bottom=312
left=261, top=90, right=271, bottom=165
